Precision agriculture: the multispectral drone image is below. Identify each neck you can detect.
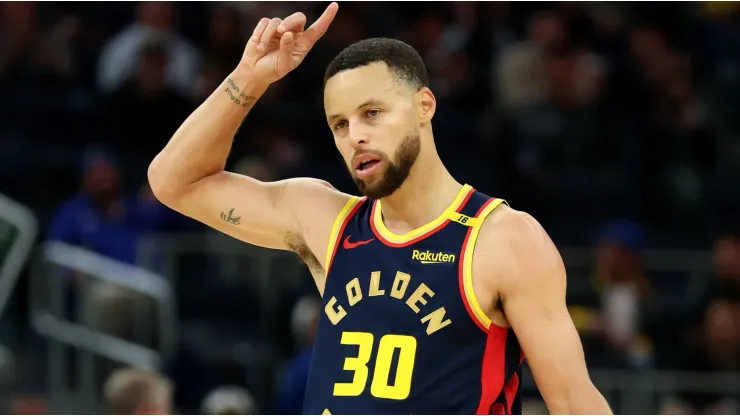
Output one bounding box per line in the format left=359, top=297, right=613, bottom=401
left=379, top=151, right=462, bottom=231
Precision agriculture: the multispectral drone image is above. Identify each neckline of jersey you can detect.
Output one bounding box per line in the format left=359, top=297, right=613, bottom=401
left=370, top=184, right=474, bottom=247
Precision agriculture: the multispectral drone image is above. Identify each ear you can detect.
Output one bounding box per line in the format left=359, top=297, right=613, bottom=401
left=416, top=87, right=436, bottom=124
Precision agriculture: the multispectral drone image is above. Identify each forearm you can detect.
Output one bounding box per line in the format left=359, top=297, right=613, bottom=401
left=148, top=67, right=269, bottom=195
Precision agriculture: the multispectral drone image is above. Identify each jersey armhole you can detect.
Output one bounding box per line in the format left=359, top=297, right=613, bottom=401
left=458, top=198, right=507, bottom=332
left=324, top=196, right=365, bottom=276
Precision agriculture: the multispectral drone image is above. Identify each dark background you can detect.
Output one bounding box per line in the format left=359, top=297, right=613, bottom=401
left=0, top=1, right=739, bottom=414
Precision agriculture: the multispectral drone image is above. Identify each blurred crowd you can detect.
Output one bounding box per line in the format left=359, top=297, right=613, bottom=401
left=1, top=1, right=740, bottom=414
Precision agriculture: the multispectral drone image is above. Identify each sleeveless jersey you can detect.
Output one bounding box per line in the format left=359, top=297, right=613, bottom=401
left=303, top=185, right=525, bottom=415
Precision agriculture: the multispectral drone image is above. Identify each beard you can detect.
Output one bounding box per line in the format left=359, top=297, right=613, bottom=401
left=349, top=130, right=421, bottom=200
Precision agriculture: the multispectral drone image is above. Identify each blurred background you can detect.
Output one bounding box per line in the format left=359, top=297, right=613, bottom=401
left=0, top=0, right=739, bottom=414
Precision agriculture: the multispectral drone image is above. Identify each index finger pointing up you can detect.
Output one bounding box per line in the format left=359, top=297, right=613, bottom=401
left=303, top=2, right=339, bottom=46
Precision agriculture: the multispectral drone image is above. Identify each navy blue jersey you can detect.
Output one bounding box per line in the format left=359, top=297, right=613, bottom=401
left=303, top=185, right=524, bottom=415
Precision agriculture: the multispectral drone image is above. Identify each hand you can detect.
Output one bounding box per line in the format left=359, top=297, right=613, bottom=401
left=239, top=2, right=338, bottom=85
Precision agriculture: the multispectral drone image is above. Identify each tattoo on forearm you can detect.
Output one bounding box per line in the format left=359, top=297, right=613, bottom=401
left=224, top=77, right=256, bottom=108
left=220, top=208, right=241, bottom=225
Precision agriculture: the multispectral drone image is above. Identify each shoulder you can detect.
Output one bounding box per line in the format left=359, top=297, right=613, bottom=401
left=479, top=204, right=553, bottom=251
left=475, top=204, right=566, bottom=295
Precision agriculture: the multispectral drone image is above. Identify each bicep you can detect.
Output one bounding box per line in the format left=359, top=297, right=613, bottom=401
left=497, top=213, right=595, bottom=410
left=159, top=172, right=314, bottom=251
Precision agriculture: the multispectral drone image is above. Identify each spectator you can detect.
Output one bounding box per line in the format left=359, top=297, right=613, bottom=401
left=202, top=4, right=245, bottom=74
left=713, top=233, right=740, bottom=293
left=105, top=36, right=195, bottom=158
left=496, top=10, right=564, bottom=111
left=194, top=4, right=246, bottom=101
left=96, top=1, right=200, bottom=96
left=570, top=219, right=652, bottom=368
left=47, top=146, right=171, bottom=348
left=47, top=145, right=173, bottom=264
left=672, top=296, right=740, bottom=414
left=103, top=367, right=173, bottom=415
left=0, top=2, right=77, bottom=86
left=201, top=386, right=258, bottom=415
left=594, top=220, right=649, bottom=349
left=686, top=232, right=740, bottom=331
left=274, top=295, right=320, bottom=414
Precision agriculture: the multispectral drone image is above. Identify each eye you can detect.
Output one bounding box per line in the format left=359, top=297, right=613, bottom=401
left=333, top=120, right=348, bottom=130
left=366, top=109, right=381, bottom=118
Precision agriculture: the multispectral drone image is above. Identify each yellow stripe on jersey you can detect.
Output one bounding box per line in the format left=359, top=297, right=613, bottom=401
left=461, top=198, right=507, bottom=331
left=446, top=211, right=482, bottom=227
left=372, top=184, right=473, bottom=244
left=325, top=196, right=365, bottom=272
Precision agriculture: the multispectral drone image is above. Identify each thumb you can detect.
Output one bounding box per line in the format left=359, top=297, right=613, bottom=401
left=276, top=31, right=295, bottom=75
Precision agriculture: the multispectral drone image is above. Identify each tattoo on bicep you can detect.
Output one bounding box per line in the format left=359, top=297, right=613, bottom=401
left=224, top=77, right=256, bottom=108
left=220, top=208, right=241, bottom=225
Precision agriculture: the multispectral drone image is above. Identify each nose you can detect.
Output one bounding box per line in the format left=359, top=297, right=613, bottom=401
left=348, top=123, right=370, bottom=148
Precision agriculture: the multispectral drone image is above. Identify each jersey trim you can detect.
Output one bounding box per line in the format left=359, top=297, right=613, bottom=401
left=370, top=184, right=475, bottom=247
left=476, top=328, right=521, bottom=414
left=324, top=196, right=366, bottom=275
left=459, top=197, right=506, bottom=332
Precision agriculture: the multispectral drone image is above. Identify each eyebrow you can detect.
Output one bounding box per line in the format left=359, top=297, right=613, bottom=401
left=327, top=99, right=384, bottom=121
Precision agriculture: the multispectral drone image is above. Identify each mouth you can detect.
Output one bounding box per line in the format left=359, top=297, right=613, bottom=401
left=353, top=154, right=383, bottom=179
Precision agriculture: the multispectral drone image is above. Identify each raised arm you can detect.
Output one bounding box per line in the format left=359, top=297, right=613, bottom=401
left=148, top=4, right=343, bottom=252
left=487, top=209, right=612, bottom=414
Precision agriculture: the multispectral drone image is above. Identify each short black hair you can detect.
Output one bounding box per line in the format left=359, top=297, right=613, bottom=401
left=324, top=38, right=429, bottom=90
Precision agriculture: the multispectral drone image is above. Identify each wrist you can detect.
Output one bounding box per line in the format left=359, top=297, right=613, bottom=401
left=229, top=67, right=271, bottom=97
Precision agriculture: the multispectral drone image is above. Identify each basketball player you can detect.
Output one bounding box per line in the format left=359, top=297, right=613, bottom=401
left=148, top=3, right=612, bottom=414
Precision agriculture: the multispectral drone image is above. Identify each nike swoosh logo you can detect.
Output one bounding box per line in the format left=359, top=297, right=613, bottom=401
left=343, top=235, right=375, bottom=250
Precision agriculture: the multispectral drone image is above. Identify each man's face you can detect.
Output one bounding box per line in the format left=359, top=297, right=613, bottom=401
left=324, top=62, right=421, bottom=199
left=705, top=299, right=740, bottom=347
left=714, top=235, right=740, bottom=278
left=137, top=48, right=168, bottom=93
left=83, top=158, right=119, bottom=203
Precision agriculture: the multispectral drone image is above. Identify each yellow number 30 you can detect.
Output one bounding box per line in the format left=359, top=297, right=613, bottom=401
left=333, top=331, right=417, bottom=400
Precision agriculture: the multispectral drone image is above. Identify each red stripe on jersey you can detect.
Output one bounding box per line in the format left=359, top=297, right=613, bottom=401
left=503, top=371, right=520, bottom=414
left=476, top=326, right=510, bottom=414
